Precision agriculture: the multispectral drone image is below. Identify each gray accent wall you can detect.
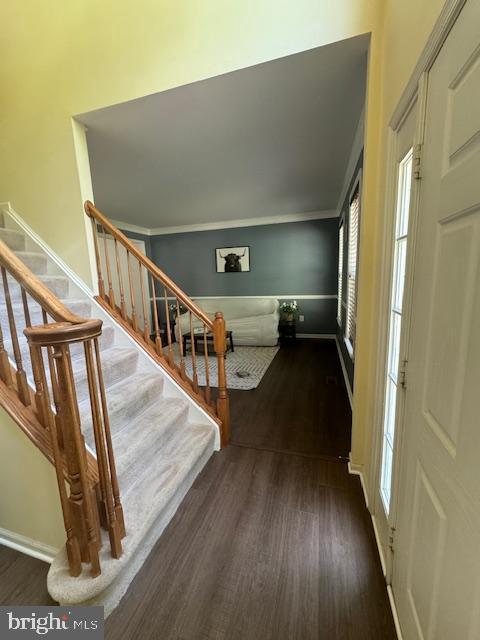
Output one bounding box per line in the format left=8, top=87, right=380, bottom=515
left=129, top=218, right=339, bottom=335
left=337, top=151, right=363, bottom=390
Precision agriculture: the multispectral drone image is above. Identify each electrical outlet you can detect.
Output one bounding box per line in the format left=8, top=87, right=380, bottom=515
left=299, top=315, right=305, bottom=322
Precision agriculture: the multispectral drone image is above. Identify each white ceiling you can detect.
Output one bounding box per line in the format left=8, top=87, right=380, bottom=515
left=78, top=35, right=368, bottom=230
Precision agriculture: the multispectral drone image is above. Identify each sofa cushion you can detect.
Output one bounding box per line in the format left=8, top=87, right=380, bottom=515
left=193, top=298, right=278, bottom=320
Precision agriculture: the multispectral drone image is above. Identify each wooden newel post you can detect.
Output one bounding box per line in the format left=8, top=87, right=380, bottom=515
left=213, top=312, right=230, bottom=446
left=25, top=320, right=105, bottom=578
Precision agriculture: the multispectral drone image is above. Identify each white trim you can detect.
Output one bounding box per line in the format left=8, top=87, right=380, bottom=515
left=387, top=586, right=405, bottom=640
left=296, top=333, right=336, bottom=339
left=347, top=457, right=368, bottom=507
left=110, top=219, right=151, bottom=236
left=344, top=336, right=354, bottom=359
left=390, top=0, right=466, bottom=128
left=0, top=527, right=58, bottom=564
left=347, top=465, right=404, bottom=640
left=111, top=209, right=338, bottom=237
left=158, top=294, right=337, bottom=301
left=0, top=202, right=95, bottom=298
left=335, top=336, right=353, bottom=409
left=371, top=514, right=387, bottom=576
left=336, top=105, right=365, bottom=215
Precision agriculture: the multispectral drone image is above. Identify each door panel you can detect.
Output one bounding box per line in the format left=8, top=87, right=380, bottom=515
left=393, top=1, right=480, bottom=638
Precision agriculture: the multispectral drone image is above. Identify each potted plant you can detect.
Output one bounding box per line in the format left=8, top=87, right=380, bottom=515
left=280, top=300, right=299, bottom=322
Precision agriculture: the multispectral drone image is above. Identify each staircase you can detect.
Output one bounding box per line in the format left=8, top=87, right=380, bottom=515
left=0, top=204, right=224, bottom=614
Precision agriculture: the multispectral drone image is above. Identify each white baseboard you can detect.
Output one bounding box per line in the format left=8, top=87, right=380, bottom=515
left=0, top=526, right=58, bottom=564
left=347, top=461, right=404, bottom=640
left=371, top=513, right=387, bottom=576
left=387, top=586, right=404, bottom=640
left=347, top=457, right=369, bottom=509
left=335, top=336, right=353, bottom=409
left=296, top=333, right=336, bottom=339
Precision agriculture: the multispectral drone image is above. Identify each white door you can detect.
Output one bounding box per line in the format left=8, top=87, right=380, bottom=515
left=373, top=103, right=417, bottom=565
left=393, top=1, right=480, bottom=638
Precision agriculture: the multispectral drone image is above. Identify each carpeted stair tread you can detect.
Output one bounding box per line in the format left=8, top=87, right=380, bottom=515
left=1, top=273, right=69, bottom=302
left=78, top=372, right=164, bottom=445
left=0, top=227, right=25, bottom=251
left=70, top=347, right=139, bottom=405
left=47, top=423, right=215, bottom=607
left=113, top=398, right=190, bottom=489
left=13, top=250, right=49, bottom=274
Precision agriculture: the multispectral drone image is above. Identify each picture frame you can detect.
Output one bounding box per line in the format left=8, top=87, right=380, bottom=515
left=215, top=246, right=250, bottom=273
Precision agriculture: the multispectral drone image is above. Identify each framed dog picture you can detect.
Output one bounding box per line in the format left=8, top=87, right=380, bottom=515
left=215, top=246, right=250, bottom=273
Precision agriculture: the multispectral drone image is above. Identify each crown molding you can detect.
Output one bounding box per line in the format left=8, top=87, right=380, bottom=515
left=110, top=219, right=152, bottom=236
left=111, top=209, right=338, bottom=237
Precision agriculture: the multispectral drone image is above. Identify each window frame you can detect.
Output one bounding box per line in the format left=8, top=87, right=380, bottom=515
left=344, top=168, right=362, bottom=359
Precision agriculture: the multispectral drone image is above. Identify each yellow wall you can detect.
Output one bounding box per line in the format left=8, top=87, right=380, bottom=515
left=0, top=413, right=65, bottom=550
left=351, top=0, right=446, bottom=493
left=0, top=0, right=381, bottom=286
left=0, top=0, right=448, bottom=548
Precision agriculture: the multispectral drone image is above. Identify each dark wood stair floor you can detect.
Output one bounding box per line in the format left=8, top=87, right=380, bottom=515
left=0, top=339, right=396, bottom=639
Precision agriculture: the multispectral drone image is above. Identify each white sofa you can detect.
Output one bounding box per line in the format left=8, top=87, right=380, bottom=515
left=176, top=298, right=280, bottom=346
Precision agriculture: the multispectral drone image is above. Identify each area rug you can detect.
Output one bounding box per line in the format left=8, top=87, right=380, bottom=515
left=173, top=345, right=279, bottom=390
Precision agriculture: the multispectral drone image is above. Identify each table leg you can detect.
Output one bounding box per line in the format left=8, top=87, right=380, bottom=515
left=229, top=333, right=234, bottom=353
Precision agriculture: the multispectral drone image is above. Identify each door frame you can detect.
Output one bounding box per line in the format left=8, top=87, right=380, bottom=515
left=369, top=81, right=426, bottom=580
left=366, top=0, right=467, bottom=606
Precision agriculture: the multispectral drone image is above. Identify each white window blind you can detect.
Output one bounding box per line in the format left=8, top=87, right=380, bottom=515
left=337, top=222, right=344, bottom=324
left=346, top=185, right=360, bottom=351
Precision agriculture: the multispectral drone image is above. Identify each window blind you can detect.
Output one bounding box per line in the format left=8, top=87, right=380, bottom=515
left=337, top=222, right=344, bottom=324
left=346, top=186, right=360, bottom=350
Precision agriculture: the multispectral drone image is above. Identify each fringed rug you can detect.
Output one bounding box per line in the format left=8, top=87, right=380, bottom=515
left=174, top=345, right=280, bottom=390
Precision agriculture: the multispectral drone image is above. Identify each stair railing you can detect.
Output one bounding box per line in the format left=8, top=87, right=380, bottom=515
left=84, top=201, right=230, bottom=446
left=0, top=238, right=125, bottom=577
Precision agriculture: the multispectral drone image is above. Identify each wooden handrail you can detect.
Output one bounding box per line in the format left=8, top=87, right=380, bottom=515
left=0, top=235, right=125, bottom=577
left=84, top=200, right=230, bottom=445
left=84, top=201, right=213, bottom=329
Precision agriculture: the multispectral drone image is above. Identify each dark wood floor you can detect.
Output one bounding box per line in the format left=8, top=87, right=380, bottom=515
left=230, top=339, right=352, bottom=459
left=0, top=339, right=396, bottom=639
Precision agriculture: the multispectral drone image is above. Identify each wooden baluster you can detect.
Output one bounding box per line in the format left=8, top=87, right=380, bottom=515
left=42, top=310, right=64, bottom=449
left=176, top=299, right=186, bottom=380
left=126, top=251, right=138, bottom=332
left=163, top=289, right=174, bottom=367
left=0, top=293, right=13, bottom=387
left=150, top=275, right=163, bottom=357
left=213, top=312, right=230, bottom=446
left=84, top=339, right=123, bottom=558
left=52, top=342, right=101, bottom=577
left=203, top=326, right=211, bottom=405
left=90, top=219, right=105, bottom=299
left=93, top=338, right=125, bottom=539
left=114, top=239, right=127, bottom=319
left=101, top=226, right=116, bottom=310
left=189, top=312, right=199, bottom=393
left=1, top=266, right=30, bottom=405
left=32, top=343, right=82, bottom=577
left=139, top=262, right=150, bottom=344
left=21, top=288, right=48, bottom=425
